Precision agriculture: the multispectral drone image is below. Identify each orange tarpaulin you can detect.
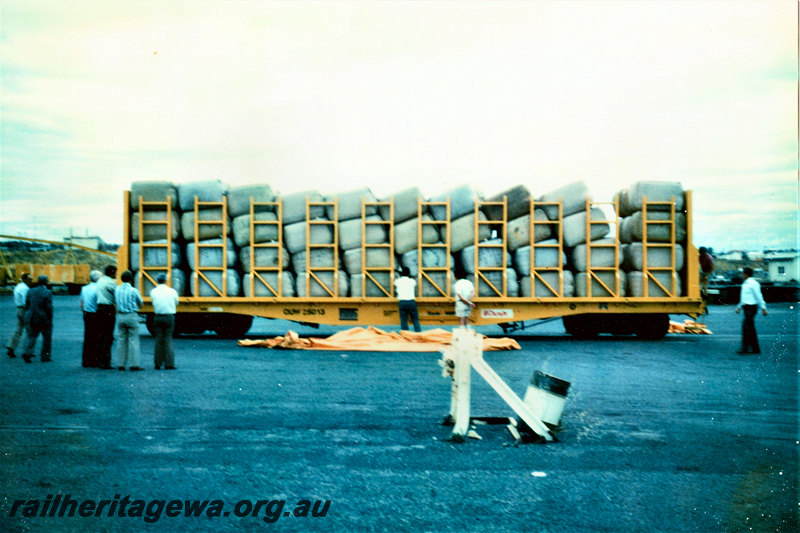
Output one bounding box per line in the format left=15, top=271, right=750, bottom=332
left=238, top=326, right=521, bottom=352
left=668, top=320, right=712, bottom=334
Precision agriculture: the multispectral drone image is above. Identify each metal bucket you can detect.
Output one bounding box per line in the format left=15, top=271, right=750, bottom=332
left=523, top=371, right=571, bottom=427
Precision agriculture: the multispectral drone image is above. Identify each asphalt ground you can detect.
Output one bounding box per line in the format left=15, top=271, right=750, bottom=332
left=1, top=295, right=797, bottom=533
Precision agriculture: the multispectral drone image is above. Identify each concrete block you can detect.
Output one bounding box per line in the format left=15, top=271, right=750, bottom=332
left=623, top=211, right=687, bottom=243
left=326, top=188, right=378, bottom=221
left=394, top=215, right=441, bottom=255
left=484, top=185, right=532, bottom=221
left=232, top=211, right=279, bottom=247
left=283, top=219, right=334, bottom=254
left=281, top=190, right=325, bottom=225
left=130, top=181, right=178, bottom=210
left=574, top=271, right=627, bottom=297
left=476, top=268, right=519, bottom=297
left=379, top=187, right=425, bottom=223
left=562, top=207, right=611, bottom=248
left=620, top=181, right=684, bottom=216
left=135, top=269, right=186, bottom=297
left=239, top=245, right=290, bottom=273
left=130, top=241, right=182, bottom=269
left=342, top=248, right=393, bottom=276
left=627, top=270, right=683, bottom=297
left=243, top=272, right=296, bottom=297
left=186, top=238, right=236, bottom=269
left=430, top=185, right=481, bottom=221
left=295, top=270, right=349, bottom=297
left=190, top=269, right=241, bottom=297
left=460, top=239, right=512, bottom=274
left=506, top=209, right=551, bottom=251
left=181, top=208, right=229, bottom=241
left=513, top=240, right=566, bottom=276
left=177, top=180, right=229, bottom=211
left=401, top=246, right=449, bottom=277
left=338, top=215, right=388, bottom=251
left=520, top=271, right=575, bottom=297
left=130, top=211, right=180, bottom=242
left=291, top=248, right=337, bottom=273
left=622, top=243, right=685, bottom=271
left=450, top=211, right=491, bottom=253
left=228, top=184, right=275, bottom=218
left=539, top=181, right=590, bottom=220
left=571, top=238, right=621, bottom=272
left=350, top=272, right=394, bottom=297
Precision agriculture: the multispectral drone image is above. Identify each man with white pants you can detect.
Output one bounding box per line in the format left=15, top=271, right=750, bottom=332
left=114, top=270, right=144, bottom=371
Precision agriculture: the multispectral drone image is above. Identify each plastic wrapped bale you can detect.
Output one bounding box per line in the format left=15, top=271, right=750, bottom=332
left=620, top=181, right=684, bottom=216
left=571, top=238, right=621, bottom=272
left=476, top=268, right=519, bottom=297
left=450, top=211, right=492, bottom=253
left=130, top=241, right=182, bottom=270
left=232, top=211, right=279, bottom=247
left=177, top=180, right=230, bottom=211
left=350, top=272, right=394, bottom=297
left=186, top=238, right=236, bottom=270
left=342, top=248, right=392, bottom=276
left=378, top=187, right=425, bottom=223
left=228, top=184, right=275, bottom=218
left=190, top=269, right=241, bottom=297
left=460, top=239, right=512, bottom=274
left=623, top=211, right=687, bottom=243
left=513, top=240, right=566, bottom=276
left=400, top=246, right=449, bottom=277
left=181, top=208, right=230, bottom=241
left=394, top=214, right=441, bottom=255
left=130, top=181, right=178, bottom=210
left=429, top=185, right=481, bottom=221
left=131, top=211, right=181, bottom=242
left=281, top=190, right=325, bottom=225
left=295, top=270, right=349, bottom=297
left=484, top=185, right=532, bottom=221
left=291, top=248, right=337, bottom=273
left=325, top=188, right=378, bottom=221
left=283, top=219, right=334, bottom=254
left=243, top=272, right=295, bottom=297
left=420, top=270, right=453, bottom=297
left=520, top=271, right=575, bottom=297
left=538, top=181, right=590, bottom=220
left=338, top=215, right=387, bottom=251
left=622, top=243, right=685, bottom=271
left=562, top=207, right=611, bottom=248
left=135, top=269, right=186, bottom=297
left=239, top=245, right=290, bottom=273
left=575, top=271, right=627, bottom=298
left=506, top=209, right=551, bottom=251
left=627, top=271, right=683, bottom=297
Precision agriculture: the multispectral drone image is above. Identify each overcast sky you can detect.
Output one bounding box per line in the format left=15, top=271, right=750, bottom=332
left=1, top=0, right=797, bottom=251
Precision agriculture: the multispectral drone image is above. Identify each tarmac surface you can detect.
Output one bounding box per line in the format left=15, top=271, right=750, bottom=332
left=1, top=295, right=797, bottom=532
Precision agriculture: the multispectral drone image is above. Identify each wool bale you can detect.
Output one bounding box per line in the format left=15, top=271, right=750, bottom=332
left=295, top=270, right=349, bottom=297
left=338, top=215, right=388, bottom=251
left=281, top=190, right=326, bottom=225
left=621, top=181, right=684, bottom=216
left=460, top=239, right=512, bottom=274
left=228, top=184, right=276, bottom=218
left=430, top=185, right=481, bottom=221
left=574, top=271, right=627, bottom=298
left=562, top=207, right=611, bottom=248
left=129, top=241, right=182, bottom=270
left=571, top=238, right=621, bottom=272
left=326, top=188, right=378, bottom=221
left=130, top=181, right=178, bottom=210
left=350, top=272, right=394, bottom=297
left=476, top=269, right=519, bottom=297
left=484, top=185, right=532, bottom=221
left=130, top=211, right=181, bottom=242
left=627, top=271, right=683, bottom=297
left=378, top=187, right=425, bottom=223
left=506, top=209, right=551, bottom=251
left=186, top=238, right=236, bottom=269
left=190, top=269, right=241, bottom=297
left=394, top=215, right=441, bottom=255
left=135, top=269, right=186, bottom=297
left=520, top=271, right=575, bottom=298
left=239, top=245, right=290, bottom=273
left=177, top=180, right=229, bottom=211
left=232, top=211, right=279, bottom=247
left=342, top=248, right=393, bottom=276
left=622, top=243, right=685, bottom=271
left=420, top=271, right=453, bottom=297
left=243, top=272, right=296, bottom=297
left=181, top=208, right=229, bottom=241
left=513, top=240, right=566, bottom=276
left=450, top=211, right=492, bottom=253
left=400, top=246, right=449, bottom=277
left=539, top=181, right=590, bottom=220
left=623, top=211, right=687, bottom=243
left=283, top=219, right=334, bottom=254
left=291, top=248, right=337, bottom=273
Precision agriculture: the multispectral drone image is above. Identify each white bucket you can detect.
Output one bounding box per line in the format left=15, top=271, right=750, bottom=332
left=523, top=371, right=571, bottom=427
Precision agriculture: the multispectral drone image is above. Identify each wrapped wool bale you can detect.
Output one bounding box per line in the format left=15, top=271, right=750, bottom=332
left=430, top=185, right=481, bottom=221
left=131, top=211, right=180, bottom=242
left=460, top=239, right=512, bottom=274
left=420, top=270, right=453, bottom=297
left=135, top=269, right=186, bottom=297
left=232, top=211, right=279, bottom=248
left=513, top=240, right=567, bottom=276
left=338, top=215, right=388, bottom=251
left=475, top=269, right=519, bottom=297
left=342, top=248, right=393, bottom=276
left=186, top=238, right=236, bottom=270
left=520, top=271, right=575, bottom=298
left=291, top=248, right=337, bottom=273
left=190, top=269, right=241, bottom=297
left=326, top=188, right=378, bottom=221
left=378, top=187, right=425, bottom=223
left=130, top=181, right=178, bottom=210
left=239, top=245, right=290, bottom=273
left=506, top=209, right=551, bottom=251
left=621, top=211, right=687, bottom=243
left=177, top=180, right=229, bottom=211
left=181, top=208, right=230, bottom=241
left=538, top=181, right=590, bottom=220
left=243, top=272, right=296, bottom=297
left=283, top=219, right=334, bottom=254
left=295, top=270, right=349, bottom=297
left=484, top=185, right=532, bottom=221
left=281, top=190, right=326, bottom=225
left=562, top=207, right=611, bottom=248
left=394, top=215, right=441, bottom=255
left=571, top=238, right=621, bottom=272
left=450, top=211, right=492, bottom=253
left=130, top=241, right=182, bottom=270
left=228, top=184, right=275, bottom=218
left=619, top=181, right=684, bottom=216
left=627, top=271, right=683, bottom=297
left=622, top=243, right=685, bottom=272
left=574, top=271, right=627, bottom=298
left=400, top=246, right=449, bottom=277
left=350, top=272, right=394, bottom=297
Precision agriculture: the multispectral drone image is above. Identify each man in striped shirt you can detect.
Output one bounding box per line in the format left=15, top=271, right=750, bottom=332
left=114, top=270, right=144, bottom=371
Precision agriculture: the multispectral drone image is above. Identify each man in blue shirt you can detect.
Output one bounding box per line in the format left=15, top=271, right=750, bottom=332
left=114, top=270, right=144, bottom=371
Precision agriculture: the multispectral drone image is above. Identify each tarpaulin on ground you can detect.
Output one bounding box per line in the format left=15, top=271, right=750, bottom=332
left=669, top=320, right=712, bottom=334
left=238, top=326, right=521, bottom=352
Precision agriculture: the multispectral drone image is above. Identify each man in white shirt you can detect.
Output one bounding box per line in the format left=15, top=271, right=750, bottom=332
left=454, top=278, right=476, bottom=327
left=394, top=267, right=420, bottom=332
left=7, top=273, right=33, bottom=358
left=735, top=267, right=767, bottom=355
left=95, top=265, right=118, bottom=369
left=150, top=273, right=179, bottom=370
left=79, top=270, right=102, bottom=367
